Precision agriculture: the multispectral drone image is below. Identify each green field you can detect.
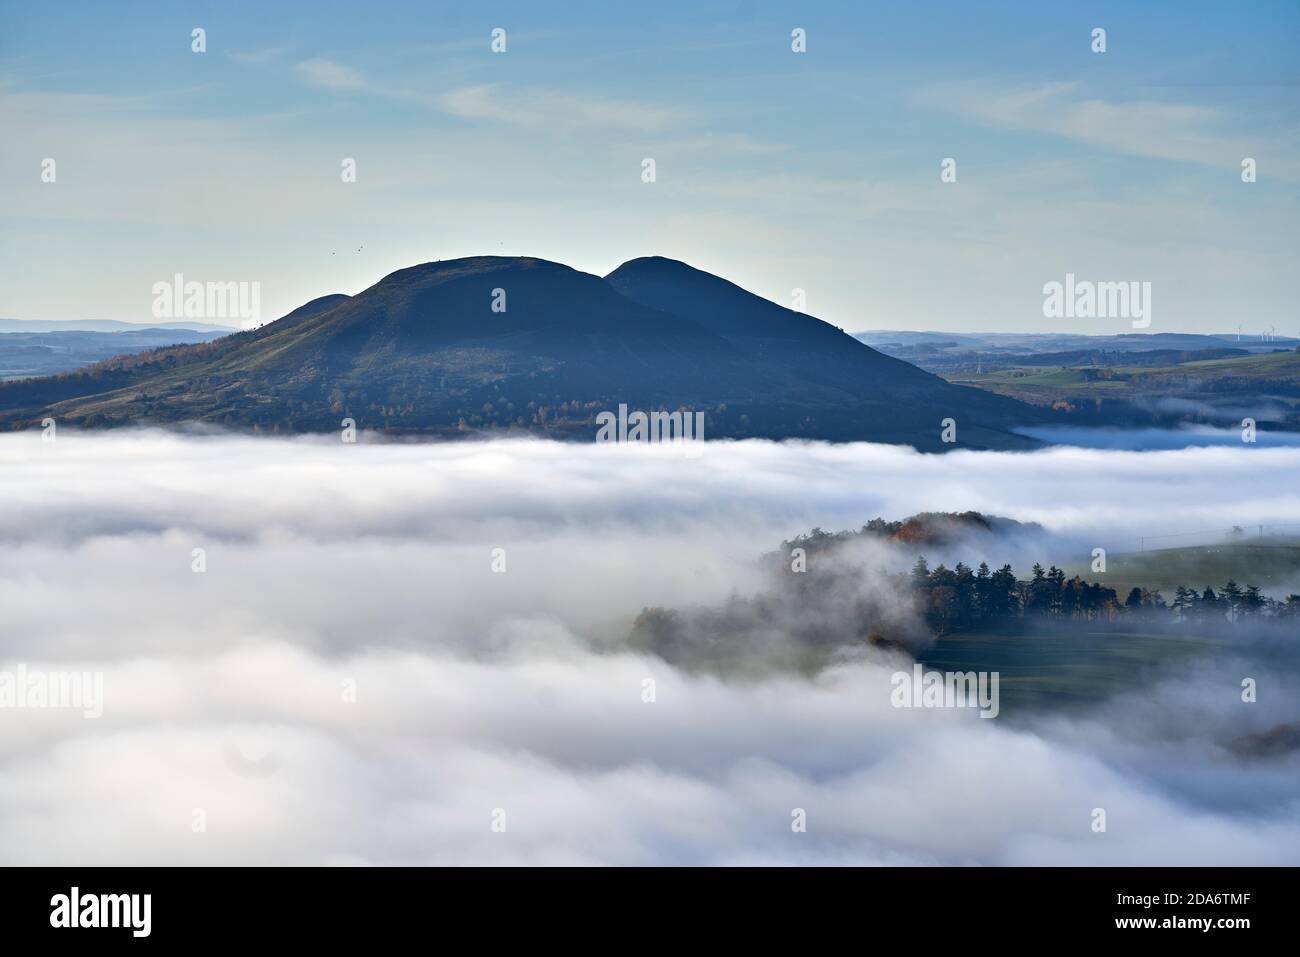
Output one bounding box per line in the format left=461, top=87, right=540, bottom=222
left=1060, top=538, right=1300, bottom=597
left=918, top=627, right=1217, bottom=717
left=908, top=535, right=1296, bottom=718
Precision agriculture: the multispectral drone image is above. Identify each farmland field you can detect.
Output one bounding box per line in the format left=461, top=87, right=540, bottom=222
left=1060, top=538, right=1300, bottom=596
left=918, top=627, right=1219, bottom=717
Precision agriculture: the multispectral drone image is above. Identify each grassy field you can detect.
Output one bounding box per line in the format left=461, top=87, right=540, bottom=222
left=918, top=627, right=1217, bottom=717
left=910, top=536, right=1297, bottom=719
left=1060, top=537, right=1300, bottom=597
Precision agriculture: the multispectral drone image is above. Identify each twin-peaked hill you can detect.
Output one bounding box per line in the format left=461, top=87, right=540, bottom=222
left=0, top=256, right=1047, bottom=449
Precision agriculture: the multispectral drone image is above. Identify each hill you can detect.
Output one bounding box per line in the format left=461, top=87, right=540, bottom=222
left=0, top=256, right=1048, bottom=449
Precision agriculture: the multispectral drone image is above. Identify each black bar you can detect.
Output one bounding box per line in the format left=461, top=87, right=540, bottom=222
left=3, top=866, right=1284, bottom=944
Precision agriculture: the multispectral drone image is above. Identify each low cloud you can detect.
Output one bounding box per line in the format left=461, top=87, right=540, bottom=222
left=1017, top=424, right=1300, bottom=450
left=0, top=431, right=1296, bottom=864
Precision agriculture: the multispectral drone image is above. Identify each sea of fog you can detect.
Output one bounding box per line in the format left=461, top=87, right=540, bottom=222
left=0, top=430, right=1297, bottom=864
left=1018, top=424, right=1300, bottom=450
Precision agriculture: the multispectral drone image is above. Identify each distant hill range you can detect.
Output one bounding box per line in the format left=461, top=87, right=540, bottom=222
left=858, top=329, right=1298, bottom=373
left=0, top=318, right=238, bottom=333
left=0, top=326, right=230, bottom=381
left=857, top=329, right=1300, bottom=432
left=857, top=329, right=1298, bottom=353
left=0, top=256, right=1048, bottom=450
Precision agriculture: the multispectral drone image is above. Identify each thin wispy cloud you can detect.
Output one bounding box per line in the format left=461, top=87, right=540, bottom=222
left=292, top=56, right=685, bottom=133
left=439, top=83, right=684, bottom=133
left=295, top=57, right=373, bottom=92
left=926, top=80, right=1289, bottom=175
left=231, top=47, right=289, bottom=66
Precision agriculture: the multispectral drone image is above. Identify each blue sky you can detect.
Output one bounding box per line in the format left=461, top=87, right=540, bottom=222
left=2, top=0, right=1297, bottom=333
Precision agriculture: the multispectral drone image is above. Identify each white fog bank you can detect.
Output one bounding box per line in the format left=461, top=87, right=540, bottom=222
left=0, top=431, right=1296, bottom=865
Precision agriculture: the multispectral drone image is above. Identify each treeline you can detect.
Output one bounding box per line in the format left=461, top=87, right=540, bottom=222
left=909, top=558, right=1300, bottom=634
